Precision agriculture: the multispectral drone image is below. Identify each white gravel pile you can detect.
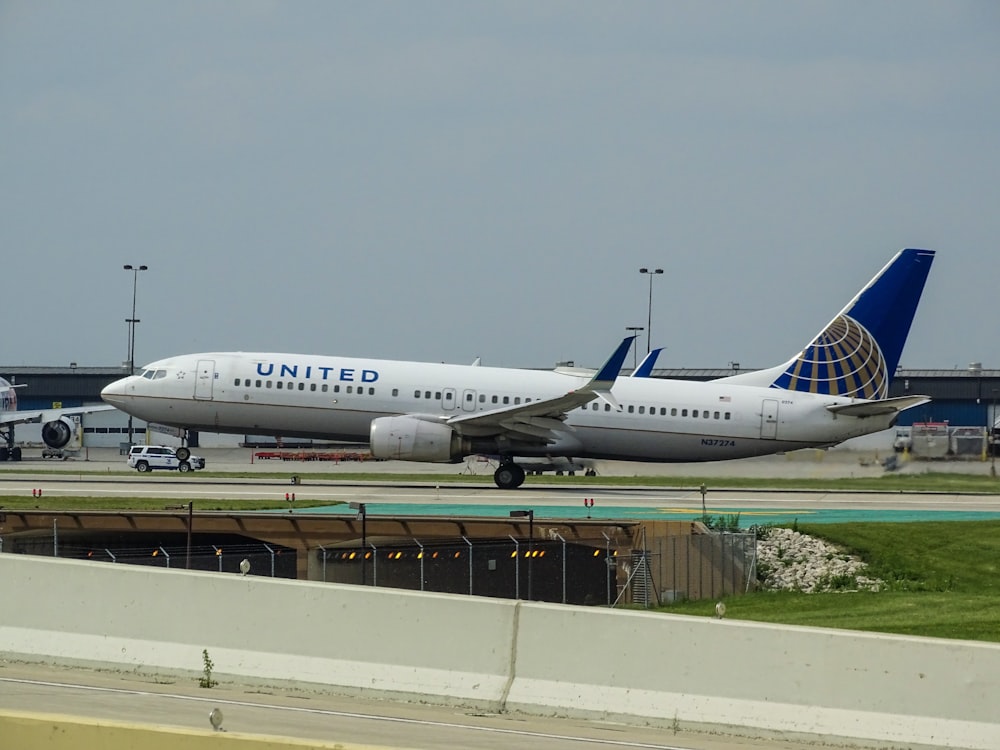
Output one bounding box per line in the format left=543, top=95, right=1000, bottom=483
left=756, top=527, right=883, bottom=593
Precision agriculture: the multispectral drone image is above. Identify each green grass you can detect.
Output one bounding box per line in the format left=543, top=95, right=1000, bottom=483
left=666, top=590, right=1000, bottom=642
left=661, top=521, right=1000, bottom=642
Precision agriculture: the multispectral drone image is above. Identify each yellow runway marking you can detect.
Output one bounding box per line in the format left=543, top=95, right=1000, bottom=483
left=657, top=508, right=817, bottom=516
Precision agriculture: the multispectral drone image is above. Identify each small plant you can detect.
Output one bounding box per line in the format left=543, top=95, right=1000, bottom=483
left=699, top=513, right=742, bottom=532
left=816, top=572, right=859, bottom=591
left=755, top=560, right=772, bottom=582
left=199, top=648, right=218, bottom=688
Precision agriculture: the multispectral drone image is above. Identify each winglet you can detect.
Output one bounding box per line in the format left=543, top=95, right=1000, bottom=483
left=578, top=336, right=634, bottom=411
left=590, top=337, right=635, bottom=390
left=632, top=347, right=664, bottom=377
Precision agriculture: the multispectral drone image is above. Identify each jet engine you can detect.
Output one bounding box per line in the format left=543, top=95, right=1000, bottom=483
left=369, top=416, right=466, bottom=462
left=41, top=417, right=75, bottom=449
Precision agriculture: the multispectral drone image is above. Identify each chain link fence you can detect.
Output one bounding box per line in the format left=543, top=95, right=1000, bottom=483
left=2, top=525, right=757, bottom=607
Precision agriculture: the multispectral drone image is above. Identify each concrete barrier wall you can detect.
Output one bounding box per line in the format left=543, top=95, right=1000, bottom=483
left=0, top=555, right=516, bottom=706
left=507, top=603, right=1000, bottom=749
left=2, top=555, right=999, bottom=749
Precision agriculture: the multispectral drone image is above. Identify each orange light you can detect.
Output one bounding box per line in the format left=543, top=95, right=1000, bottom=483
left=364, top=551, right=371, bottom=560
left=432, top=551, right=439, bottom=558
left=152, top=550, right=158, bottom=557
left=453, top=551, right=461, bottom=559
left=215, top=548, right=222, bottom=556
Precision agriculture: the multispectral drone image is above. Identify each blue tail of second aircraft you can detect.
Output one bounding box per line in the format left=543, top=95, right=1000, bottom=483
left=719, top=248, right=935, bottom=399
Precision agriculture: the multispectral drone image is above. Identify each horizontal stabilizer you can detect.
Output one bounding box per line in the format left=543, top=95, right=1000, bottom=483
left=826, top=395, right=930, bottom=418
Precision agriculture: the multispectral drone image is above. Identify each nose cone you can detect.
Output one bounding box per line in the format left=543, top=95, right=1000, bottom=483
left=101, top=376, right=133, bottom=408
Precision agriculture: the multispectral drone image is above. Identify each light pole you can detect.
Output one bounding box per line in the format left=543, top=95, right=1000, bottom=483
left=639, top=267, right=663, bottom=354
left=625, top=326, right=645, bottom=370
left=350, top=502, right=367, bottom=584
left=123, top=264, right=148, bottom=446
left=969, top=362, right=984, bottom=461
left=992, top=388, right=998, bottom=478
left=509, top=509, right=534, bottom=600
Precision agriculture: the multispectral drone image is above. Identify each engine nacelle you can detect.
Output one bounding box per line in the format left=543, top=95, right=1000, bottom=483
left=370, top=416, right=463, bottom=462
left=41, top=417, right=75, bottom=449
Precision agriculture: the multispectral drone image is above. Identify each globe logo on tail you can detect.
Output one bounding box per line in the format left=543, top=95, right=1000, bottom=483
left=772, top=315, right=888, bottom=399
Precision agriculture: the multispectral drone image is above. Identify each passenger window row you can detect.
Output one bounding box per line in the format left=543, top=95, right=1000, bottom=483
left=230, top=378, right=730, bottom=420
left=581, top=402, right=731, bottom=420
left=233, top=378, right=375, bottom=396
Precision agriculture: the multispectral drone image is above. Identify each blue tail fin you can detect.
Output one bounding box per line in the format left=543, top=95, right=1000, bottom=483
left=719, top=249, right=934, bottom=398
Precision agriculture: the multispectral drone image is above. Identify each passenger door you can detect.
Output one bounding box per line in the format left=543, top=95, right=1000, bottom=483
left=195, top=360, right=216, bottom=400
left=760, top=399, right=779, bottom=439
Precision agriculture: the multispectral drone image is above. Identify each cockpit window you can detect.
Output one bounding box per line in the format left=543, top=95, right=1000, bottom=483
left=141, top=369, right=168, bottom=380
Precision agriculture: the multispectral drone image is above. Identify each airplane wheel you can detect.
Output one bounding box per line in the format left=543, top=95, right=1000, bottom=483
left=175, top=447, right=191, bottom=461
left=494, top=463, right=526, bottom=490
left=11, top=447, right=21, bottom=461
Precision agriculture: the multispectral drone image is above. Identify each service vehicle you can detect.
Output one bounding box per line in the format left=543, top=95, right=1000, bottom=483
left=127, top=444, right=206, bottom=473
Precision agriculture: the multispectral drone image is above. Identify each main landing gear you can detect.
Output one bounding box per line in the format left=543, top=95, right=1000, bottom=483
left=0, top=426, right=23, bottom=462
left=494, top=461, right=526, bottom=490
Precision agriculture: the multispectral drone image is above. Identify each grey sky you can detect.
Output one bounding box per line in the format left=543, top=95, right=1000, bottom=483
left=2, top=2, right=998, bottom=372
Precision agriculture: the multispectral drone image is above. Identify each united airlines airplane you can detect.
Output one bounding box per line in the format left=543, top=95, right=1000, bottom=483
left=101, top=249, right=934, bottom=489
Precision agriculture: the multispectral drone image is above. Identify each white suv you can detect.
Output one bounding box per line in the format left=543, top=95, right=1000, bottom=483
left=127, top=445, right=206, bottom=473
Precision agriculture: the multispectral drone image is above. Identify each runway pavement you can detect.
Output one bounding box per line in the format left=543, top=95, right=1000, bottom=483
left=2, top=447, right=1000, bottom=525
left=3, top=444, right=998, bottom=479
left=0, top=661, right=863, bottom=750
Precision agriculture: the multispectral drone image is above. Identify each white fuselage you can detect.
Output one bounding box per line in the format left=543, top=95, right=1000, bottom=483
left=101, top=352, right=892, bottom=463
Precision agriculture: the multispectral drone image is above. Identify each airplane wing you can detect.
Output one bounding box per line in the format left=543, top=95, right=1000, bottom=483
left=446, top=337, right=634, bottom=443
left=826, top=395, right=931, bottom=418
left=0, top=403, right=117, bottom=428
